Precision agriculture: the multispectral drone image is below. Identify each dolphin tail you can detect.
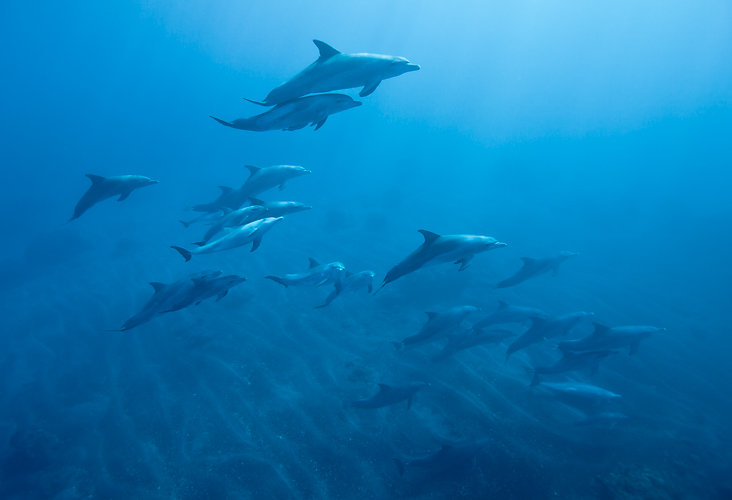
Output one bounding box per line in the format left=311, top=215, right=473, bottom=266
left=104, top=328, right=125, bottom=333
left=373, top=282, right=387, bottom=295
left=209, top=116, right=236, bottom=128
left=265, top=276, right=288, bottom=288
left=171, top=246, right=192, bottom=262
left=242, top=97, right=271, bottom=106
left=179, top=219, right=192, bottom=229
left=393, top=458, right=405, bottom=477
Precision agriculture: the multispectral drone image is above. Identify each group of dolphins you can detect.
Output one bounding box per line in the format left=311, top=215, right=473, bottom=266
left=67, top=39, right=666, bottom=477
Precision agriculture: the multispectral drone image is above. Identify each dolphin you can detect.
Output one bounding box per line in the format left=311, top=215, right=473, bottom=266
left=394, top=439, right=490, bottom=477
left=315, top=270, right=375, bottom=308
left=192, top=165, right=311, bottom=213
left=432, top=328, right=515, bottom=362
left=351, top=382, right=427, bottom=410
left=179, top=209, right=229, bottom=229
left=395, top=306, right=478, bottom=348
left=497, top=251, right=578, bottom=288
left=380, top=230, right=507, bottom=290
left=537, top=381, right=621, bottom=413
left=171, top=217, right=283, bottom=262
left=70, top=174, right=158, bottom=221
left=161, top=274, right=246, bottom=312
left=558, top=323, right=666, bottom=355
left=249, top=39, right=420, bottom=106
left=531, top=350, right=615, bottom=386
left=266, top=258, right=345, bottom=288
left=506, top=311, right=594, bottom=359
left=472, top=301, right=550, bottom=332
left=210, top=93, right=361, bottom=132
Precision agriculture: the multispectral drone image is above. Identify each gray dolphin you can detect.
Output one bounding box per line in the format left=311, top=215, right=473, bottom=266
left=192, top=165, right=310, bottom=213
left=432, top=328, right=515, bottom=362
left=380, top=230, right=507, bottom=290
left=162, top=274, right=246, bottom=312
left=250, top=39, right=420, bottom=106
left=558, top=323, right=666, bottom=355
left=472, top=301, right=549, bottom=332
left=351, top=382, right=427, bottom=410
left=537, top=381, right=621, bottom=413
left=394, top=439, right=490, bottom=477
left=506, top=311, right=594, bottom=359
left=70, top=174, right=158, bottom=221
left=395, top=305, right=478, bottom=348
left=179, top=209, right=229, bottom=229
left=315, top=270, right=375, bottom=308
left=531, top=350, right=615, bottom=386
left=210, top=93, right=361, bottom=132
left=266, top=258, right=346, bottom=288
left=497, top=251, right=578, bottom=288
left=171, top=217, right=283, bottom=262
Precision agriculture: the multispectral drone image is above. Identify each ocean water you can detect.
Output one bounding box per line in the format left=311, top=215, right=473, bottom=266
left=2, top=1, right=731, bottom=498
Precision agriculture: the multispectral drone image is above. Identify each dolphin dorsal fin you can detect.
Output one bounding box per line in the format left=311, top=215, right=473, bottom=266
left=418, top=230, right=440, bottom=245
left=592, top=323, right=610, bottom=336
left=425, top=311, right=438, bottom=320
left=313, top=40, right=340, bottom=60
left=245, top=165, right=261, bottom=177
left=308, top=257, right=320, bottom=269
left=149, top=282, right=166, bottom=293
left=85, top=174, right=105, bottom=184
left=377, top=383, right=392, bottom=392
left=217, top=185, right=233, bottom=194
left=521, top=257, right=537, bottom=265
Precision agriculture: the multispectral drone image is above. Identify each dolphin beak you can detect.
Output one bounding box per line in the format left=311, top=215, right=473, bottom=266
left=494, top=242, right=508, bottom=248
left=406, top=63, right=420, bottom=72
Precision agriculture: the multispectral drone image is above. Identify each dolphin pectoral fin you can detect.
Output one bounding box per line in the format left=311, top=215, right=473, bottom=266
left=360, top=80, right=381, bottom=97
left=313, top=39, right=340, bottom=60
left=216, top=290, right=228, bottom=301
left=367, top=284, right=373, bottom=293
left=456, top=257, right=472, bottom=271
left=117, top=191, right=131, bottom=202
left=313, top=117, right=327, bottom=131
left=279, top=183, right=286, bottom=191
left=242, top=97, right=271, bottom=106
left=171, top=246, right=192, bottom=262
left=265, top=276, right=288, bottom=287
left=251, top=237, right=262, bottom=252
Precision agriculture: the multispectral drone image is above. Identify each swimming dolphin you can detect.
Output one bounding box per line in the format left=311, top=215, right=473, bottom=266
left=531, top=350, right=614, bottom=386
left=537, top=381, right=621, bottom=413
left=394, top=439, right=490, bottom=477
left=315, top=270, right=375, bottom=308
left=192, top=165, right=311, bottom=213
left=179, top=209, right=229, bottom=229
left=472, top=301, right=549, bottom=332
left=395, top=306, right=478, bottom=348
left=432, top=328, right=515, bottom=362
left=70, top=174, right=158, bottom=221
left=265, top=258, right=345, bottom=288
left=351, top=382, right=427, bottom=410
left=558, top=323, right=666, bottom=355
left=210, top=93, right=361, bottom=132
left=506, top=311, right=594, bottom=359
left=114, top=270, right=222, bottom=331
left=161, top=274, right=246, bottom=312
left=171, top=217, right=283, bottom=262
left=497, top=251, right=578, bottom=288
left=380, top=230, right=507, bottom=290
left=249, top=39, right=420, bottom=106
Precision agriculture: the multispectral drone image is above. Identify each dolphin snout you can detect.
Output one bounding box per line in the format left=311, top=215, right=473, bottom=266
left=494, top=242, right=508, bottom=248
left=406, top=63, right=420, bottom=72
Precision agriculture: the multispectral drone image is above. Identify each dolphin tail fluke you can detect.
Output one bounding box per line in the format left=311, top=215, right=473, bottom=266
left=394, top=458, right=405, bottom=477
left=171, top=246, right=192, bottom=262
left=242, top=97, right=271, bottom=106
left=265, top=276, right=288, bottom=288
left=209, top=116, right=235, bottom=128
left=179, top=220, right=192, bottom=229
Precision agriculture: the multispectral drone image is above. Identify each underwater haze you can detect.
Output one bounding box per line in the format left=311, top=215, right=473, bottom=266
left=2, top=0, right=732, bottom=498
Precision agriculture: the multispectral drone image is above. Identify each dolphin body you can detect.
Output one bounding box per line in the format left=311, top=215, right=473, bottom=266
left=380, top=230, right=507, bottom=289
left=192, top=165, right=311, bottom=213
left=558, top=323, right=666, bottom=355
left=116, top=270, right=222, bottom=331
left=70, top=174, right=158, bottom=221
left=531, top=350, right=614, bottom=386
left=251, top=39, right=420, bottom=106
left=315, top=270, right=375, bottom=308
left=432, top=328, right=515, bottom=362
left=161, top=274, right=246, bottom=312
left=472, top=301, right=549, bottom=332
left=171, top=217, right=283, bottom=262
left=537, top=381, right=621, bottom=413
left=179, top=209, right=228, bottom=229
left=396, top=306, right=478, bottom=348
left=506, top=311, right=594, bottom=359
left=394, top=439, right=490, bottom=477
left=351, top=382, right=427, bottom=410
left=210, top=93, right=361, bottom=132
left=497, top=251, right=578, bottom=288
left=266, top=258, right=345, bottom=288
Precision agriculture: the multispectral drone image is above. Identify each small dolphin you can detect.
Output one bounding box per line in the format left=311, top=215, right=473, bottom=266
left=472, top=301, right=549, bottom=332
left=394, top=439, right=490, bottom=477
left=497, top=251, right=578, bottom=288
left=250, top=39, right=420, bottom=106
left=531, top=350, right=615, bottom=386
left=161, top=274, right=246, bottom=312
left=537, top=381, right=621, bottom=413
left=192, top=165, right=310, bottom=213
left=179, top=209, right=229, bottom=229
left=506, top=312, right=594, bottom=359
left=432, top=328, right=515, bottom=362
left=171, top=217, right=283, bottom=262
left=266, top=258, right=345, bottom=288
left=396, top=306, right=478, bottom=348
left=558, top=323, right=666, bottom=355
left=380, top=230, right=507, bottom=290
left=210, top=93, right=361, bottom=132
left=315, top=270, right=375, bottom=308
left=351, top=382, right=427, bottom=410
left=70, top=174, right=158, bottom=221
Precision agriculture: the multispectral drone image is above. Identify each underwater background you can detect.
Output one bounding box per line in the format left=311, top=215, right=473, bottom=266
left=2, top=1, right=731, bottom=498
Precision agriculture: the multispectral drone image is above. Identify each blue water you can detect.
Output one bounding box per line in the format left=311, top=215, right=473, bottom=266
left=2, top=1, right=731, bottom=498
